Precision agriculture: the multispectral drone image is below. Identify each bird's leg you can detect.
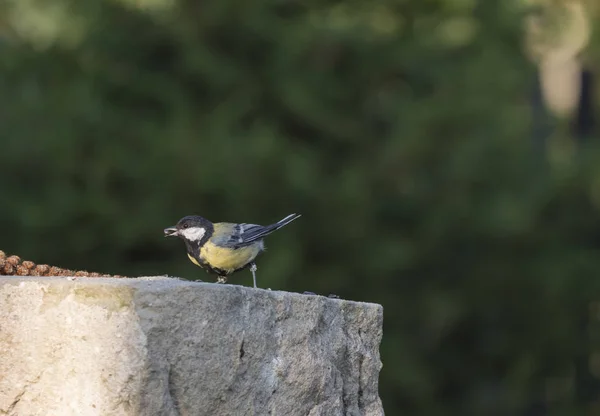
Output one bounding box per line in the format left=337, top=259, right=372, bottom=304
left=217, top=276, right=227, bottom=284
left=250, top=263, right=258, bottom=288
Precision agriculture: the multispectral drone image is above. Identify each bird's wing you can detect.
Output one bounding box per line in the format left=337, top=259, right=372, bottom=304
left=212, top=214, right=300, bottom=248
left=211, top=222, right=267, bottom=248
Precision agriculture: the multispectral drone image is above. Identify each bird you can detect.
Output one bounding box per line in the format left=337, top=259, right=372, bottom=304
left=164, top=213, right=301, bottom=288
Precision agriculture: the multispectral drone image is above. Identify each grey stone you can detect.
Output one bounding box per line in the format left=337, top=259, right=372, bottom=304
left=0, top=277, right=384, bottom=416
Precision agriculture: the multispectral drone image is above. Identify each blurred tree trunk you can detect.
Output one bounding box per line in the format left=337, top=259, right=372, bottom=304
left=526, top=1, right=598, bottom=414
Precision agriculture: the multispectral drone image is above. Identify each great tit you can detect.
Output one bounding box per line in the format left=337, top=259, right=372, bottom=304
left=164, top=213, right=301, bottom=288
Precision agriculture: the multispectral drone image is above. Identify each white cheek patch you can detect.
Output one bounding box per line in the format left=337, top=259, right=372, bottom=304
left=181, top=227, right=206, bottom=241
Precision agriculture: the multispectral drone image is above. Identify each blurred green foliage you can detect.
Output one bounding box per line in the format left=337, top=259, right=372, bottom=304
left=2, top=0, right=600, bottom=414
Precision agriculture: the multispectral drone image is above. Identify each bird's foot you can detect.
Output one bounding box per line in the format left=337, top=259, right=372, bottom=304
left=249, top=263, right=258, bottom=288
left=217, top=276, right=227, bottom=284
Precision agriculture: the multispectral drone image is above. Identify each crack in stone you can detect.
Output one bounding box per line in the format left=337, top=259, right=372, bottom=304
left=6, top=369, right=46, bottom=415
left=167, top=364, right=181, bottom=416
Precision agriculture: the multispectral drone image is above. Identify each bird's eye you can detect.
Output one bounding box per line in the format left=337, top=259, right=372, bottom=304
left=182, top=224, right=189, bottom=229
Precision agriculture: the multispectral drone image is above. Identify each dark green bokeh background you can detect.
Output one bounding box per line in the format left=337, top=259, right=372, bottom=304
left=2, top=0, right=600, bottom=414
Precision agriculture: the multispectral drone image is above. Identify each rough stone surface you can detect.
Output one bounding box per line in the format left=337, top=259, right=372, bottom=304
left=0, top=277, right=384, bottom=416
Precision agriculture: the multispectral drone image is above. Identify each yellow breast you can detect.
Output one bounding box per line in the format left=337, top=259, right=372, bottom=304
left=199, top=242, right=261, bottom=274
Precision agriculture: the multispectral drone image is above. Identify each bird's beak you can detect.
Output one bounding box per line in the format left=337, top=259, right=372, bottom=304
left=164, top=227, right=179, bottom=237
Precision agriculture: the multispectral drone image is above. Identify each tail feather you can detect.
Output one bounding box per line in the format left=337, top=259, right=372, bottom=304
left=273, top=213, right=301, bottom=230
left=264, top=213, right=301, bottom=234
left=236, top=214, right=300, bottom=244
left=241, top=213, right=301, bottom=243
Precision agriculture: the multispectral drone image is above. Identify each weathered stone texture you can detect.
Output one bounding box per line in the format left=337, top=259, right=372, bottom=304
left=0, top=277, right=383, bottom=416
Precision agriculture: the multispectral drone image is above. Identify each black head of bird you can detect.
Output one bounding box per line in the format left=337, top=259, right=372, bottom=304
left=164, top=213, right=300, bottom=288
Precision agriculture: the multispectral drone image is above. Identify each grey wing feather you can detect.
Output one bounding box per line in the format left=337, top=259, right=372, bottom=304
left=213, top=223, right=267, bottom=248
left=237, top=223, right=271, bottom=243
left=213, top=214, right=301, bottom=248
